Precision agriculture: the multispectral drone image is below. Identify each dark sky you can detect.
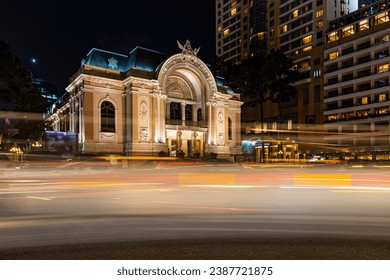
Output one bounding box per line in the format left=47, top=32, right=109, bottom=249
left=0, top=0, right=215, bottom=93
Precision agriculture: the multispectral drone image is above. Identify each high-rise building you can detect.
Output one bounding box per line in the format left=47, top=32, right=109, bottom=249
left=323, top=0, right=390, bottom=156
left=215, top=0, right=252, bottom=63
left=216, top=0, right=377, bottom=159
left=32, top=78, right=60, bottom=105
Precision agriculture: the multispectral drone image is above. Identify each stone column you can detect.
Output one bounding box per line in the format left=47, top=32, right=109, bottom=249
left=181, top=102, right=186, bottom=126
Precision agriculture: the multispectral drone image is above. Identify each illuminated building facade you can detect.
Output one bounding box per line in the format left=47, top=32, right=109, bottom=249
left=323, top=0, right=390, bottom=157
left=216, top=0, right=252, bottom=63
left=44, top=41, right=243, bottom=159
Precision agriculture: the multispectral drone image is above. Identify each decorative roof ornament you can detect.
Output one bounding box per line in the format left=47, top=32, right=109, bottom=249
left=177, top=40, right=200, bottom=56
left=107, top=57, right=118, bottom=70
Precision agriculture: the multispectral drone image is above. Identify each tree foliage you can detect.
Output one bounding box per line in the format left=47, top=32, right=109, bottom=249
left=211, top=50, right=300, bottom=162
left=0, top=39, right=47, bottom=113
left=230, top=49, right=300, bottom=108
left=0, top=40, right=48, bottom=143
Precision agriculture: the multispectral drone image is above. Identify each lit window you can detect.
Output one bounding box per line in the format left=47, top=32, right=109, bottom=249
left=327, top=31, right=339, bottom=43
left=303, top=46, right=312, bottom=52
left=376, top=107, right=389, bottom=115
left=281, top=25, right=288, bottom=33
left=328, top=51, right=339, bottom=60
left=378, top=94, right=387, bottom=102
left=375, top=12, right=389, bottom=25
left=231, top=1, right=237, bottom=8
left=314, top=69, right=322, bottom=77
left=375, top=34, right=390, bottom=45
left=231, top=8, right=237, bottom=16
left=316, top=9, right=323, bottom=18
left=223, top=29, right=230, bottom=36
left=301, top=61, right=309, bottom=68
left=316, top=20, right=323, bottom=28
left=302, top=35, right=312, bottom=44
left=218, top=26, right=222, bottom=32
left=293, top=10, right=299, bottom=18
left=342, top=25, right=355, bottom=37
left=359, top=19, right=369, bottom=31
left=361, top=97, right=368, bottom=105
left=377, top=64, right=389, bottom=73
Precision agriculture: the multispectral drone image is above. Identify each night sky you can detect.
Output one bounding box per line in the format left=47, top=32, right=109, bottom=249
left=0, top=0, right=215, bottom=93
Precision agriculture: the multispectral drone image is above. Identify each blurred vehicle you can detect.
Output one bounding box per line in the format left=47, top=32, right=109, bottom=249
left=309, top=155, right=325, bottom=162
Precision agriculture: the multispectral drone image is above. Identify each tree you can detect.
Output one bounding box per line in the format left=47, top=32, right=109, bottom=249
left=0, top=40, right=48, bottom=144
left=0, top=40, right=47, bottom=112
left=223, top=50, right=300, bottom=162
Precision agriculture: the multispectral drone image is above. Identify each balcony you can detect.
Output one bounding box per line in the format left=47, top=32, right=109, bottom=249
left=165, top=119, right=208, bottom=128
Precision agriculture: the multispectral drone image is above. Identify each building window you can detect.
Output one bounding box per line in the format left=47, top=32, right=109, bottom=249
left=327, top=31, right=339, bottom=42
left=228, top=118, right=233, bottom=140
left=358, top=96, right=369, bottom=105
left=342, top=25, right=354, bottom=37
left=301, top=61, right=309, bottom=68
left=375, top=34, right=390, bottom=44
left=223, top=29, right=230, bottom=36
left=377, top=94, right=387, bottom=102
left=316, top=9, right=323, bottom=18
left=185, top=104, right=192, bottom=121
left=328, top=51, right=338, bottom=60
left=314, top=69, right=321, bottom=77
left=170, top=102, right=181, bottom=120
left=376, top=63, right=389, bottom=74
left=197, top=108, right=202, bottom=121
left=293, top=10, right=299, bottom=18
left=359, top=19, right=369, bottom=31
left=100, top=101, right=115, bottom=132
left=375, top=107, right=389, bottom=115
left=316, top=20, right=323, bottom=28
left=281, top=25, right=288, bottom=33
left=375, top=12, right=389, bottom=25
left=303, top=46, right=312, bottom=52
left=302, top=35, right=312, bottom=44
left=230, top=8, right=237, bottom=16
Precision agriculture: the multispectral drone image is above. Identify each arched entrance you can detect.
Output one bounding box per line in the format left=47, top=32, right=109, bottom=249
left=157, top=42, right=217, bottom=158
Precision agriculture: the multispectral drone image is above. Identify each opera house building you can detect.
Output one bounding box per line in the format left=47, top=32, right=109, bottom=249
left=44, top=41, right=243, bottom=160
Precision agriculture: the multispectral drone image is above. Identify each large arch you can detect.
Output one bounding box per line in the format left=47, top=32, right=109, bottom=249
left=157, top=53, right=217, bottom=102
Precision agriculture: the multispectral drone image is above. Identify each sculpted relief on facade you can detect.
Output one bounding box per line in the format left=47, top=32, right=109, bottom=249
left=166, top=76, right=192, bottom=100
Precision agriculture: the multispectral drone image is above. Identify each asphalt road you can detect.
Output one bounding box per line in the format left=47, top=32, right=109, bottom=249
left=1, top=159, right=390, bottom=259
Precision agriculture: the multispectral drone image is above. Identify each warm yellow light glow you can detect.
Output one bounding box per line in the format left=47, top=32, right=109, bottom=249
left=302, top=35, right=312, bottom=44
left=293, top=10, right=299, bottom=18
left=342, top=25, right=355, bottom=37
left=377, top=63, right=389, bottom=73
left=223, top=29, right=230, bottom=36
left=231, top=8, right=237, bottom=16
left=375, top=11, right=389, bottom=25
left=281, top=25, right=288, bottom=33
left=316, top=9, right=323, bottom=18
left=302, top=46, right=312, bottom=52
left=359, top=19, right=369, bottom=30
left=329, top=51, right=339, bottom=60
left=327, top=31, right=339, bottom=43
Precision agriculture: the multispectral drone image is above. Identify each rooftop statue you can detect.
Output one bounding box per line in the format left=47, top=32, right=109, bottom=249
left=177, top=40, right=200, bottom=56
